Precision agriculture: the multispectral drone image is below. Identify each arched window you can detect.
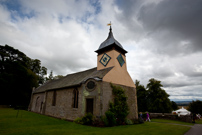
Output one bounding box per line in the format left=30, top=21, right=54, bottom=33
left=40, top=102, right=43, bottom=113
left=73, top=89, right=79, bottom=108
left=52, top=90, right=56, bottom=106
left=35, top=96, right=39, bottom=108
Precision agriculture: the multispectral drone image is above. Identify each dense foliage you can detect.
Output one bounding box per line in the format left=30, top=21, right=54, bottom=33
left=171, top=101, right=178, bottom=111
left=104, top=111, right=116, bottom=126
left=135, top=80, right=148, bottom=112
left=104, top=84, right=129, bottom=126
left=0, top=45, right=47, bottom=107
left=147, top=78, right=172, bottom=113
left=188, top=100, right=202, bottom=114
left=74, top=113, right=94, bottom=125
left=136, top=78, right=175, bottom=113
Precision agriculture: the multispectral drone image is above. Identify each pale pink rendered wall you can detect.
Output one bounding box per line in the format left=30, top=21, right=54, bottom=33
left=97, top=49, right=135, bottom=88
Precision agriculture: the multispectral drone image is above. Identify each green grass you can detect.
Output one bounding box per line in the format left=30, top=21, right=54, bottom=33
left=195, top=119, right=202, bottom=124
left=0, top=108, right=191, bottom=135
left=151, top=119, right=194, bottom=126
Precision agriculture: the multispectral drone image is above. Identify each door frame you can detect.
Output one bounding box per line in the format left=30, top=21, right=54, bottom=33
left=85, top=97, right=95, bottom=114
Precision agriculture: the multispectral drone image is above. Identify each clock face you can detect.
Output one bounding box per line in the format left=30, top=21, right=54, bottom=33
left=100, top=53, right=111, bottom=66
left=117, top=54, right=125, bottom=67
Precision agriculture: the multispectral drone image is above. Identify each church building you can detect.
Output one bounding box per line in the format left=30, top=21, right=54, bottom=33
left=29, top=26, right=138, bottom=121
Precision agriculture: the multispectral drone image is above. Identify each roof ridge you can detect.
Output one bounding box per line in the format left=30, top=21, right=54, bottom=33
left=64, top=67, right=97, bottom=76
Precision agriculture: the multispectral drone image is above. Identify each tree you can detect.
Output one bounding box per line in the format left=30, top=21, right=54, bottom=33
left=0, top=44, right=47, bottom=107
left=188, top=100, right=202, bottom=114
left=46, top=70, right=54, bottom=81
left=53, top=75, right=64, bottom=80
left=28, top=59, right=47, bottom=85
left=135, top=80, right=148, bottom=112
left=38, top=66, right=47, bottom=85
left=171, top=101, right=178, bottom=111
left=146, top=78, right=172, bottom=113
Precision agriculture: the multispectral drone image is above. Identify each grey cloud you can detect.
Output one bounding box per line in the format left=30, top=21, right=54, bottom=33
left=1, top=0, right=202, bottom=101
left=171, top=94, right=202, bottom=97
left=137, top=0, right=202, bottom=54
left=116, top=0, right=202, bottom=56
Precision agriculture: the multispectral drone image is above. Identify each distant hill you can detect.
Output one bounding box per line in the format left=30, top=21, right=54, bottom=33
left=175, top=101, right=191, bottom=106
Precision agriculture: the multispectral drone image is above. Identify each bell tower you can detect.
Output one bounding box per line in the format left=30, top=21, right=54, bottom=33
left=95, top=26, right=135, bottom=87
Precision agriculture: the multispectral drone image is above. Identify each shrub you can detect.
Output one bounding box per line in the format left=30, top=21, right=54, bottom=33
left=125, top=119, right=133, bottom=125
left=82, top=113, right=94, bottom=125
left=74, top=117, right=83, bottom=124
left=74, top=113, right=94, bottom=125
left=105, top=111, right=116, bottom=126
left=109, top=84, right=129, bottom=125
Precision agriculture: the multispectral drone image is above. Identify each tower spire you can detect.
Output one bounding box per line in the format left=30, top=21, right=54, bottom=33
left=95, top=22, right=127, bottom=54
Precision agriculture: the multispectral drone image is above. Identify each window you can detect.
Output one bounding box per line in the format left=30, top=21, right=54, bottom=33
left=117, top=54, right=125, bottom=67
left=35, top=96, right=39, bottom=108
left=85, top=80, right=96, bottom=92
left=40, top=102, right=43, bottom=112
left=87, top=81, right=96, bottom=90
left=52, top=90, right=56, bottom=106
left=73, top=89, right=79, bottom=108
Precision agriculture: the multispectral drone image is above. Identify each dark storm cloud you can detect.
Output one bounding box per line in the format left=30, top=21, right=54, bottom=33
left=138, top=0, right=202, bottom=54
left=117, top=0, right=202, bottom=55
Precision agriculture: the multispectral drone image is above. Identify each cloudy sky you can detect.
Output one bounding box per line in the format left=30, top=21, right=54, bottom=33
left=1, top=0, right=202, bottom=101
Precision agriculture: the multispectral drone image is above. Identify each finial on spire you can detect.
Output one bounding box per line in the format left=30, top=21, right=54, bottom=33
left=107, top=21, right=112, bottom=32
left=107, top=21, right=112, bottom=26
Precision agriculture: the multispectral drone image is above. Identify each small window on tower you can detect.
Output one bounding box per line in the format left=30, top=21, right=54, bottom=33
left=100, top=53, right=111, bottom=66
left=117, top=54, right=125, bottom=67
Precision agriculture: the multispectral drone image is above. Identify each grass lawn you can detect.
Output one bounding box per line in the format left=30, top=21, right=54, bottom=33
left=195, top=119, right=202, bottom=124
left=151, top=119, right=194, bottom=126
left=0, top=108, right=191, bottom=135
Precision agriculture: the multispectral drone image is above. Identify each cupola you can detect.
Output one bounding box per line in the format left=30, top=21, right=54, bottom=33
left=95, top=26, right=127, bottom=55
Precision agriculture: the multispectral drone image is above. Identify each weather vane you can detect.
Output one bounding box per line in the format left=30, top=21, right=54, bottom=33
left=107, top=21, right=112, bottom=26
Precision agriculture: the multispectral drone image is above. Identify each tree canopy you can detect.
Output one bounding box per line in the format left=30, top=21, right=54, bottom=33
left=171, top=101, right=178, bottom=111
left=135, top=80, right=148, bottom=112
left=188, top=100, right=202, bottom=114
left=147, top=78, right=172, bottom=113
left=0, top=44, right=47, bottom=107
left=136, top=78, right=173, bottom=113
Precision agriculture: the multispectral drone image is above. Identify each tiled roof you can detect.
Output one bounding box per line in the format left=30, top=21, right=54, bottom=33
left=33, top=67, right=113, bottom=93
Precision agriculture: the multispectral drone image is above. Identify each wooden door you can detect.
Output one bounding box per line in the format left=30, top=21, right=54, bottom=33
left=86, top=98, right=94, bottom=114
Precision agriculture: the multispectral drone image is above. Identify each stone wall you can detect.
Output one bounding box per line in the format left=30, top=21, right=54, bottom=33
left=30, top=93, right=45, bottom=113
left=30, top=79, right=138, bottom=121
left=44, top=87, right=82, bottom=120
left=150, top=113, right=192, bottom=123
left=101, top=82, right=138, bottom=120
